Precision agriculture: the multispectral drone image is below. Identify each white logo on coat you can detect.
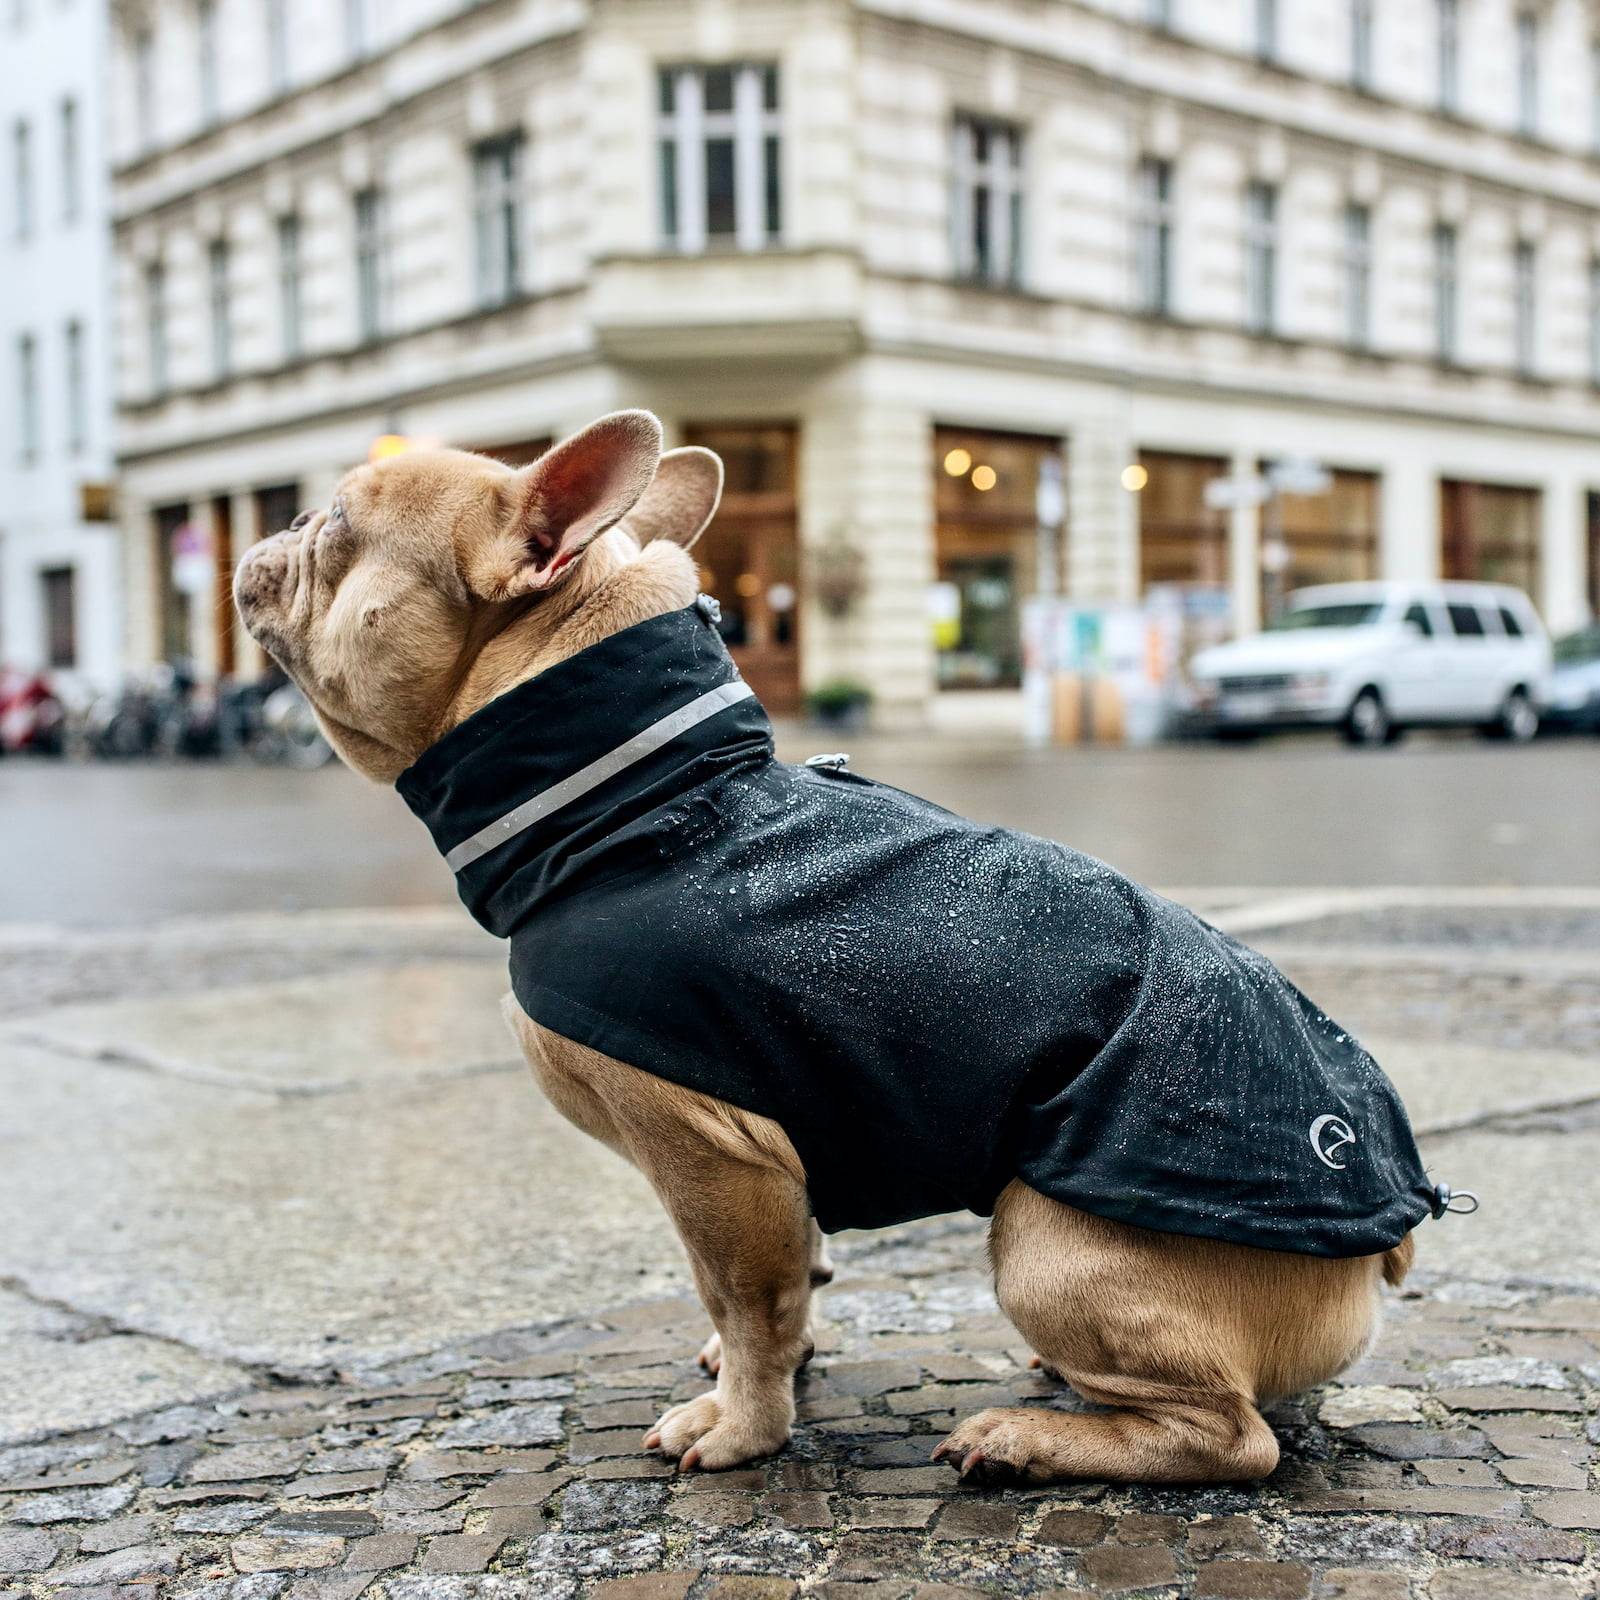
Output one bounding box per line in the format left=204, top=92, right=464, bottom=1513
left=1309, top=1114, right=1357, bottom=1170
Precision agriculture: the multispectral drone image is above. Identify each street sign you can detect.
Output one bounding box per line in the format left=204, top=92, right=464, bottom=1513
left=1035, top=454, right=1065, bottom=530
left=1267, top=457, right=1333, bottom=497
left=1203, top=475, right=1269, bottom=511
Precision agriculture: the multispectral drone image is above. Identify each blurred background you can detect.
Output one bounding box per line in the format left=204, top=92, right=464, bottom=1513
left=3, top=0, right=1600, bottom=916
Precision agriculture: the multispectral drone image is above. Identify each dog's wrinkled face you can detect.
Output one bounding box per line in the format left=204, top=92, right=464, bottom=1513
left=233, top=409, right=722, bottom=779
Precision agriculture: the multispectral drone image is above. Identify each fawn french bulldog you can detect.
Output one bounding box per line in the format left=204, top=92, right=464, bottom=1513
left=235, top=409, right=1464, bottom=1484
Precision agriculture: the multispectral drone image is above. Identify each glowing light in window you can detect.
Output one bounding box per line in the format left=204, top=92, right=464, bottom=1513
left=970, top=464, right=997, bottom=491
left=1121, top=463, right=1149, bottom=492
left=943, top=447, right=973, bottom=477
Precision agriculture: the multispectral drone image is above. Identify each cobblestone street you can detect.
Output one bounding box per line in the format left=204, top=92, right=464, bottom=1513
left=3, top=877, right=1598, bottom=1599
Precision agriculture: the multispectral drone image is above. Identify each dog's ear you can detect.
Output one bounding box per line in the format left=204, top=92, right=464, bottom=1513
left=471, top=410, right=663, bottom=599
left=625, top=447, right=724, bottom=552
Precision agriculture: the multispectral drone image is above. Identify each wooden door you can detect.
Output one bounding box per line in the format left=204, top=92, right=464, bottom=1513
left=684, top=424, right=801, bottom=715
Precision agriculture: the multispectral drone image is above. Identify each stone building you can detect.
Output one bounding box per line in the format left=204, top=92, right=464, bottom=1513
left=2, top=0, right=121, bottom=687
left=110, top=0, right=1600, bottom=721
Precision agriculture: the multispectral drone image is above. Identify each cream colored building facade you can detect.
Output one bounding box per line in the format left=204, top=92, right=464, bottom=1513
left=111, top=0, right=1600, bottom=720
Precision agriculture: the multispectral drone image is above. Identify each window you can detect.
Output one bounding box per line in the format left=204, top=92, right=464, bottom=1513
left=1437, top=0, right=1460, bottom=114
left=145, top=260, right=167, bottom=394
left=17, top=333, right=38, bottom=463
left=657, top=64, right=780, bottom=254
left=1433, top=222, right=1458, bottom=364
left=134, top=27, right=156, bottom=150
left=1513, top=240, right=1536, bottom=377
left=1134, top=157, right=1175, bottom=316
left=1343, top=202, right=1371, bottom=350
left=472, top=132, right=525, bottom=308
left=1146, top=0, right=1173, bottom=28
left=277, top=213, right=302, bottom=360
left=1592, top=39, right=1600, bottom=154
left=59, top=98, right=78, bottom=222
left=1243, top=180, right=1277, bottom=335
left=41, top=568, right=76, bottom=669
left=353, top=186, right=387, bottom=342
left=65, top=318, right=85, bottom=454
left=1515, top=9, right=1539, bottom=138
left=13, top=119, right=31, bottom=240
left=1138, top=451, right=1231, bottom=592
left=1350, top=0, right=1374, bottom=91
left=1446, top=602, right=1486, bottom=636
left=1497, top=605, right=1524, bottom=637
left=208, top=239, right=231, bottom=379
left=1441, top=480, right=1541, bottom=595
left=1402, top=602, right=1434, bottom=636
left=344, top=0, right=367, bottom=58
left=197, top=0, right=219, bottom=126
left=952, top=114, right=1024, bottom=287
left=1263, top=466, right=1380, bottom=591
left=932, top=427, right=1066, bottom=689
left=267, top=0, right=289, bottom=95
left=1254, top=0, right=1277, bottom=61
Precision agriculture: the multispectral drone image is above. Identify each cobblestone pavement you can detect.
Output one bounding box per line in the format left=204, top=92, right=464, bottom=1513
left=1, top=1239, right=1597, bottom=1600
left=3, top=889, right=1599, bottom=1598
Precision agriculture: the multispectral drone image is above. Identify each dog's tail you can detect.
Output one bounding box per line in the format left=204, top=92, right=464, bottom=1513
left=1381, top=1232, right=1415, bottom=1288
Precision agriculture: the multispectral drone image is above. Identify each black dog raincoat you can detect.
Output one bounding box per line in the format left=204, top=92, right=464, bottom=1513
left=398, top=602, right=1450, bottom=1254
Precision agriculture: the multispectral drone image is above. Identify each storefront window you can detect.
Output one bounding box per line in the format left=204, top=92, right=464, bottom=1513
left=933, top=427, right=1065, bottom=689
left=685, top=424, right=800, bottom=713
left=1441, top=480, right=1541, bottom=600
left=1137, top=451, right=1228, bottom=592
left=1263, top=466, right=1378, bottom=595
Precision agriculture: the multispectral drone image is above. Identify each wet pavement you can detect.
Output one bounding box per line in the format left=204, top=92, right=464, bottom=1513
left=3, top=734, right=1598, bottom=927
left=3, top=742, right=1599, bottom=1596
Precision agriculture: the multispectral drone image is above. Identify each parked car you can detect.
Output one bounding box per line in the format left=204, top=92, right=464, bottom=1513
left=1545, top=623, right=1600, bottom=734
left=1188, top=581, right=1550, bottom=746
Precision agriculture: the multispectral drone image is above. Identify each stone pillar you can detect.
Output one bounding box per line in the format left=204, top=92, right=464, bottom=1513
left=1228, top=448, right=1261, bottom=632
left=1541, top=475, right=1586, bottom=633
left=1066, top=419, right=1138, bottom=605
left=798, top=367, right=933, bottom=727
left=1381, top=459, right=1437, bottom=582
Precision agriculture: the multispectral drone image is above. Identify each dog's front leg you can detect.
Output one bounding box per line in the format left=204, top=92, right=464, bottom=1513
left=641, top=1146, right=813, bottom=1470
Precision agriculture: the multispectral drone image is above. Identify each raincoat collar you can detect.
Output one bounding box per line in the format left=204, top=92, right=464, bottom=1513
left=395, top=601, right=773, bottom=937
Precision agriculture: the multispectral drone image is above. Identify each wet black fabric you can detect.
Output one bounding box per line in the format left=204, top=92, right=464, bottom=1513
left=397, top=604, right=1440, bottom=1254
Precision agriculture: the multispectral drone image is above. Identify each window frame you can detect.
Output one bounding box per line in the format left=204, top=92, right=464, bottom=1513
left=951, top=113, right=1025, bottom=288
left=145, top=259, right=167, bottom=396
left=207, top=237, right=231, bottom=381
left=1350, top=0, right=1374, bottom=91
left=1134, top=155, right=1175, bottom=317
left=1343, top=201, right=1372, bottom=351
left=41, top=566, right=77, bottom=670
left=1515, top=8, right=1540, bottom=139
left=1513, top=239, right=1537, bottom=378
left=471, top=131, right=527, bottom=309
left=353, top=186, right=388, bottom=344
left=197, top=0, right=219, bottom=128
left=657, top=63, right=781, bottom=256
left=59, top=97, right=78, bottom=223
left=277, top=213, right=303, bottom=361
left=64, top=317, right=85, bottom=455
left=1243, top=179, right=1278, bottom=336
left=17, top=331, right=38, bottom=464
left=13, top=118, right=31, bottom=241
left=1437, top=0, right=1460, bottom=115
left=1433, top=221, right=1458, bottom=365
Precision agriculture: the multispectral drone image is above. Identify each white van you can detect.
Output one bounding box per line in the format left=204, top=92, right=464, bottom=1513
left=1188, top=582, right=1551, bottom=746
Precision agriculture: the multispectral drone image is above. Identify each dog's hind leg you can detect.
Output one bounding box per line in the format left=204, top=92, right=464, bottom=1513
left=934, top=1181, right=1387, bottom=1485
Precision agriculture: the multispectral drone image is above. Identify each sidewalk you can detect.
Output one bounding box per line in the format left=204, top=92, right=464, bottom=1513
left=2, top=890, right=1598, bottom=1598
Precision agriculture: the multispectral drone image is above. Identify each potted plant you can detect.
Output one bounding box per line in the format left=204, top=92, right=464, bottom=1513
left=805, top=678, right=873, bottom=731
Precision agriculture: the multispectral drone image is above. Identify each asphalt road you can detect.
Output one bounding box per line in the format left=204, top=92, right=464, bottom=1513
left=2, top=732, right=1596, bottom=927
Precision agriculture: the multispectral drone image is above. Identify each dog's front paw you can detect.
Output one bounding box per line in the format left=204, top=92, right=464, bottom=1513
left=643, top=1393, right=789, bottom=1471
left=932, top=1407, right=1058, bottom=1485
